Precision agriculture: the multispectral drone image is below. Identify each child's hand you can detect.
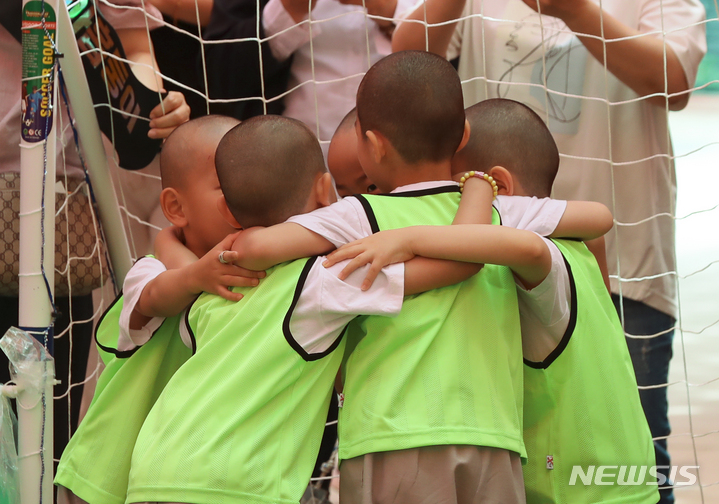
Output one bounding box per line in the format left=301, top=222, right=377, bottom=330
left=188, top=233, right=266, bottom=302
left=322, top=228, right=416, bottom=290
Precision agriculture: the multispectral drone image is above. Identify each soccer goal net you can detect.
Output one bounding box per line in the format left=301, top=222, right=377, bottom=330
left=2, top=0, right=717, bottom=503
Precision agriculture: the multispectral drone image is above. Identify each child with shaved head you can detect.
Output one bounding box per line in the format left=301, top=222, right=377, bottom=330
left=327, top=108, right=380, bottom=197
left=55, top=115, right=263, bottom=504
left=455, top=100, right=657, bottom=504
left=206, top=51, right=525, bottom=503
left=125, top=115, right=474, bottom=504
left=326, top=98, right=656, bottom=504
left=453, top=98, right=559, bottom=197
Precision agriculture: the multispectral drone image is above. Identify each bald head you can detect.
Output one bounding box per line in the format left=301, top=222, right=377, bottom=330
left=336, top=107, right=356, bottom=134
left=328, top=108, right=378, bottom=196
left=160, top=115, right=240, bottom=189
left=457, top=99, right=559, bottom=198
left=356, top=51, right=465, bottom=164
left=215, top=115, right=327, bottom=229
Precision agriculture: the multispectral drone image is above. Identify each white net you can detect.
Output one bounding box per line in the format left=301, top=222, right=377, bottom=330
left=15, top=0, right=718, bottom=502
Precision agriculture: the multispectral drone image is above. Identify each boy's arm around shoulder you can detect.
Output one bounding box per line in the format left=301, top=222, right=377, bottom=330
left=228, top=197, right=376, bottom=269
left=403, top=176, right=495, bottom=294
left=131, top=232, right=263, bottom=330
left=552, top=201, right=613, bottom=240
left=404, top=225, right=552, bottom=291
left=325, top=224, right=551, bottom=293
left=229, top=223, right=336, bottom=271
left=497, top=195, right=611, bottom=284
left=324, top=180, right=552, bottom=293
left=324, top=178, right=493, bottom=292
left=154, top=226, right=199, bottom=269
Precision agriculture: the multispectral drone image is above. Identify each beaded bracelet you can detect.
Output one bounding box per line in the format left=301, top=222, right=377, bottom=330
left=459, top=171, right=498, bottom=199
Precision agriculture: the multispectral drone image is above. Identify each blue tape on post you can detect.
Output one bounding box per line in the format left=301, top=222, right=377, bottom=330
left=18, top=326, right=54, bottom=356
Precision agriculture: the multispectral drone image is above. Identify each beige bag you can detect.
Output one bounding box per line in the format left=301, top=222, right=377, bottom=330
left=0, top=172, right=109, bottom=297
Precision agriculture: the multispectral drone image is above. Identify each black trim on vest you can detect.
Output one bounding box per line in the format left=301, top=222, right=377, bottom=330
left=524, top=253, right=578, bottom=369
left=95, top=257, right=159, bottom=357
left=93, top=288, right=139, bottom=358
left=371, top=185, right=461, bottom=198
left=493, top=204, right=503, bottom=226
left=283, top=257, right=347, bottom=361
left=182, top=299, right=198, bottom=355
left=95, top=294, right=171, bottom=359
left=551, top=237, right=582, bottom=242
left=352, top=186, right=462, bottom=234
left=94, top=257, right=181, bottom=359
left=352, top=194, right=380, bottom=234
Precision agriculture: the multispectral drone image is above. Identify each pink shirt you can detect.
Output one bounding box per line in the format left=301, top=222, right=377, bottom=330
left=0, top=0, right=162, bottom=177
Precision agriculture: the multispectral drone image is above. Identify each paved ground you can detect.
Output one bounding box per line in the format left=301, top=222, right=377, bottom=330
left=666, top=92, right=719, bottom=504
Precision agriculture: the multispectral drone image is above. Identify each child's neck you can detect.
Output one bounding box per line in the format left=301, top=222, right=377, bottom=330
left=387, top=159, right=453, bottom=191
left=181, top=229, right=208, bottom=259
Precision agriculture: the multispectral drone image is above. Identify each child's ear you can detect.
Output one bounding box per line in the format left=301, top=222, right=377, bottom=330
left=216, top=195, right=242, bottom=229
left=159, top=188, right=188, bottom=227
left=456, top=119, right=471, bottom=153
left=488, top=166, right=514, bottom=196
left=365, top=130, right=386, bottom=164
left=314, top=172, right=337, bottom=208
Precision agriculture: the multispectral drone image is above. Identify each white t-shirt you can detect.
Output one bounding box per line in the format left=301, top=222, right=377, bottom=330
left=288, top=183, right=574, bottom=358
left=262, top=0, right=415, bottom=157
left=444, top=0, right=707, bottom=317
left=118, top=257, right=167, bottom=351
left=498, top=193, right=572, bottom=357
left=288, top=258, right=404, bottom=355
left=515, top=238, right=573, bottom=363
left=480, top=195, right=572, bottom=363
left=119, top=254, right=405, bottom=355
left=287, top=182, right=568, bottom=245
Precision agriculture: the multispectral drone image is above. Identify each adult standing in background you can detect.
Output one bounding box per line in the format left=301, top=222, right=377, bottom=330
left=262, top=0, right=415, bottom=157
left=146, top=0, right=213, bottom=118
left=200, top=0, right=294, bottom=119
left=393, top=1, right=706, bottom=503
left=148, top=0, right=414, bottom=154
left=0, top=0, right=189, bottom=469
left=144, top=0, right=279, bottom=120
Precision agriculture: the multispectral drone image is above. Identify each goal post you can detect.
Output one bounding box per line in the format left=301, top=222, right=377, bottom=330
left=11, top=0, right=133, bottom=501
left=18, top=0, right=59, bottom=501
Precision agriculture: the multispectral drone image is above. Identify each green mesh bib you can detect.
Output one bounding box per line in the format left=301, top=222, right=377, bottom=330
left=55, top=294, right=191, bottom=504
left=523, top=239, right=658, bottom=504
left=339, top=187, right=525, bottom=461
left=127, top=258, right=346, bottom=504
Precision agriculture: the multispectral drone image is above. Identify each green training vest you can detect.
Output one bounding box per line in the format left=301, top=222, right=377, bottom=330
left=127, top=258, right=346, bottom=504
left=338, top=186, right=525, bottom=461
left=523, top=239, right=658, bottom=504
left=55, top=292, right=192, bottom=504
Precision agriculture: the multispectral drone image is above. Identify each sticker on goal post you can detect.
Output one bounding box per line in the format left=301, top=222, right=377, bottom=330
left=21, top=1, right=57, bottom=143
left=546, top=455, right=554, bottom=470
